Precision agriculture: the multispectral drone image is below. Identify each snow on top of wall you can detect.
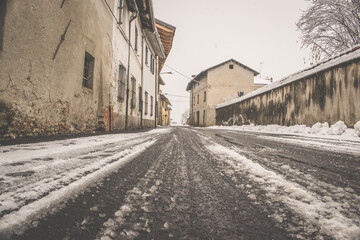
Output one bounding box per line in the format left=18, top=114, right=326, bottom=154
left=217, top=45, right=360, bottom=109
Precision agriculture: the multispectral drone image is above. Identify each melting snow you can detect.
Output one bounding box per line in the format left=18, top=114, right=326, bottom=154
left=206, top=142, right=360, bottom=240
left=0, top=129, right=168, bottom=237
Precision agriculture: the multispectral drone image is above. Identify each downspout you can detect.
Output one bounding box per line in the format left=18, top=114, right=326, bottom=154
left=125, top=11, right=138, bottom=130
left=154, top=56, right=158, bottom=128
left=140, top=35, right=144, bottom=128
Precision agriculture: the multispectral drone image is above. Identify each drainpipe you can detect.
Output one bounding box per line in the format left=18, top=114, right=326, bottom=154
left=125, top=11, right=138, bottom=130
left=140, top=34, right=144, bottom=128
left=154, top=56, right=158, bottom=128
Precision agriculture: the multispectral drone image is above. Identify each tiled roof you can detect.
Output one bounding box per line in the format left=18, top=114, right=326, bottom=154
left=155, top=19, right=176, bottom=73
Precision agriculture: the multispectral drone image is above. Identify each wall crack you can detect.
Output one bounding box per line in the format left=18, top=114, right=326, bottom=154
left=52, top=20, right=71, bottom=60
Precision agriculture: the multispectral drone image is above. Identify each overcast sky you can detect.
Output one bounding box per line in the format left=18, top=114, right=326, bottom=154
left=153, top=0, right=311, bottom=123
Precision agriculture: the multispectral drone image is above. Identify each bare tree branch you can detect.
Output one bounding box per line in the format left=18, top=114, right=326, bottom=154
left=297, top=0, right=360, bottom=61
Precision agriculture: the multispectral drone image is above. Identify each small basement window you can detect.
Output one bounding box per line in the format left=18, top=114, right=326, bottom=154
left=229, top=64, right=234, bottom=69
left=82, top=51, right=95, bottom=89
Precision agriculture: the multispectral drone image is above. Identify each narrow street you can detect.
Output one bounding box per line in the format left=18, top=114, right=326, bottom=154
left=1, top=127, right=359, bottom=240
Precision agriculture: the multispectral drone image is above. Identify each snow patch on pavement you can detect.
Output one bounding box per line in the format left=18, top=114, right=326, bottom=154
left=206, top=142, right=360, bottom=240
left=0, top=129, right=168, bottom=238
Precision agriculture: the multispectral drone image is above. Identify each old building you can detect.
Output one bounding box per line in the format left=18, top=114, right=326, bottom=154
left=155, top=18, right=176, bottom=126
left=0, top=0, right=165, bottom=139
left=216, top=45, right=360, bottom=127
left=186, top=59, right=259, bottom=127
left=159, top=93, right=172, bottom=126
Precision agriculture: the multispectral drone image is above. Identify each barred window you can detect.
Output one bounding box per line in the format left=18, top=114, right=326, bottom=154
left=118, top=0, right=123, bottom=24
left=118, top=64, right=126, bottom=102
left=131, top=77, right=136, bottom=109
left=145, top=46, right=148, bottom=65
left=138, top=86, right=142, bottom=112
left=145, top=92, right=149, bottom=115
left=82, top=52, right=95, bottom=89
left=134, top=25, right=138, bottom=52
left=150, top=96, right=154, bottom=116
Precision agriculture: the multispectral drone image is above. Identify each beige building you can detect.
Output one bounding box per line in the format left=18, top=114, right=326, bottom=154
left=0, top=0, right=166, bottom=139
left=186, top=59, right=261, bottom=127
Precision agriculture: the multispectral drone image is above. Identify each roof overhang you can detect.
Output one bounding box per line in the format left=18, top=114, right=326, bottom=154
left=136, top=0, right=165, bottom=58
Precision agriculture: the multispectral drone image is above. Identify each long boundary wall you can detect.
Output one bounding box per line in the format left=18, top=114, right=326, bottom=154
left=216, top=47, right=360, bottom=127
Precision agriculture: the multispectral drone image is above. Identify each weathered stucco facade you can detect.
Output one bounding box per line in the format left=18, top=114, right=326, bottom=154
left=0, top=0, right=164, bottom=139
left=216, top=47, right=360, bottom=127
left=186, top=59, right=260, bottom=127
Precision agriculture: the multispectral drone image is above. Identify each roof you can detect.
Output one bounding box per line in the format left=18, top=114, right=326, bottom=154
left=217, top=44, right=360, bottom=109
left=186, top=59, right=259, bottom=91
left=135, top=0, right=165, bottom=58
left=160, top=94, right=172, bottom=106
left=155, top=19, right=176, bottom=73
left=254, top=76, right=271, bottom=85
left=159, top=76, right=165, bottom=85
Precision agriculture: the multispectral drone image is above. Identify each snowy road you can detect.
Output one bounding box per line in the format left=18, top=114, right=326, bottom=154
left=1, top=127, right=359, bottom=239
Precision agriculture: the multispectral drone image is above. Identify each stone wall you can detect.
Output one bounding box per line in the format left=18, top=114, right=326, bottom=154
left=216, top=52, right=360, bottom=127
left=0, top=0, right=118, bottom=140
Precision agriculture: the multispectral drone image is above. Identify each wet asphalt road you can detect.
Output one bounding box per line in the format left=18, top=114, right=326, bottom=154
left=12, top=127, right=360, bottom=240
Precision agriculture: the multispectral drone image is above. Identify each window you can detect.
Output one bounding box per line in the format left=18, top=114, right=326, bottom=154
left=82, top=51, right=95, bottom=89
left=203, top=110, right=206, bottom=125
left=145, top=92, right=148, bottom=115
left=118, top=64, right=126, bottom=102
left=131, top=77, right=136, bottom=109
left=229, top=64, right=234, bottom=69
left=197, top=94, right=199, bottom=104
left=145, top=46, right=148, bottom=65
left=138, top=86, right=142, bottom=112
left=150, top=54, right=154, bottom=74
left=134, top=25, right=138, bottom=52
left=150, top=96, right=154, bottom=116
left=204, top=91, right=206, bottom=102
left=0, top=0, right=7, bottom=51
left=193, top=97, right=195, bottom=105
left=117, top=0, right=123, bottom=24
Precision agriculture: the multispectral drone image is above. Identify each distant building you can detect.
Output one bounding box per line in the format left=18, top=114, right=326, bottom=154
left=186, top=59, right=260, bottom=127
left=159, top=93, right=172, bottom=126
left=0, top=0, right=166, bottom=139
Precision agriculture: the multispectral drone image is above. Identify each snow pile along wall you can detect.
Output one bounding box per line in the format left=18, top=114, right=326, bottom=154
left=216, top=45, right=360, bottom=127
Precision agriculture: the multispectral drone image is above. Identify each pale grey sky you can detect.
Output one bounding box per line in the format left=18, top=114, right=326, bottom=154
left=153, top=0, right=311, bottom=123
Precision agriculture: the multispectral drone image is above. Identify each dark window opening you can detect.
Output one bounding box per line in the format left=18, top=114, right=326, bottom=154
left=134, top=25, right=138, bottom=52
left=229, top=64, right=234, bottom=69
left=118, top=0, right=123, bottom=24
left=150, top=54, right=155, bottom=74
left=197, top=94, right=199, bottom=104
left=203, top=110, right=206, bottom=125
left=118, top=64, right=126, bottom=102
left=131, top=77, right=136, bottom=109
left=150, top=96, right=153, bottom=116
left=204, top=91, right=206, bottom=102
left=0, top=0, right=7, bottom=51
left=145, top=92, right=148, bottom=115
left=145, top=46, right=148, bottom=65
left=82, top=52, right=95, bottom=89
left=138, top=86, right=142, bottom=112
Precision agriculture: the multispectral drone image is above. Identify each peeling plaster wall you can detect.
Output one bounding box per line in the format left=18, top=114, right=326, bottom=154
left=0, top=0, right=115, bottom=139
left=216, top=58, right=360, bottom=127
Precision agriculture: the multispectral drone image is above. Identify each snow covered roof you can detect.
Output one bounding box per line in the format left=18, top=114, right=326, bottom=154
left=217, top=45, right=360, bottom=109
left=254, top=76, right=271, bottom=85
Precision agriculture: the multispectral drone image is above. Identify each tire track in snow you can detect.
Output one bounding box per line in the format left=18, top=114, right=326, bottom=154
left=96, top=132, right=178, bottom=239
left=0, top=132, right=165, bottom=239
left=204, top=140, right=360, bottom=240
